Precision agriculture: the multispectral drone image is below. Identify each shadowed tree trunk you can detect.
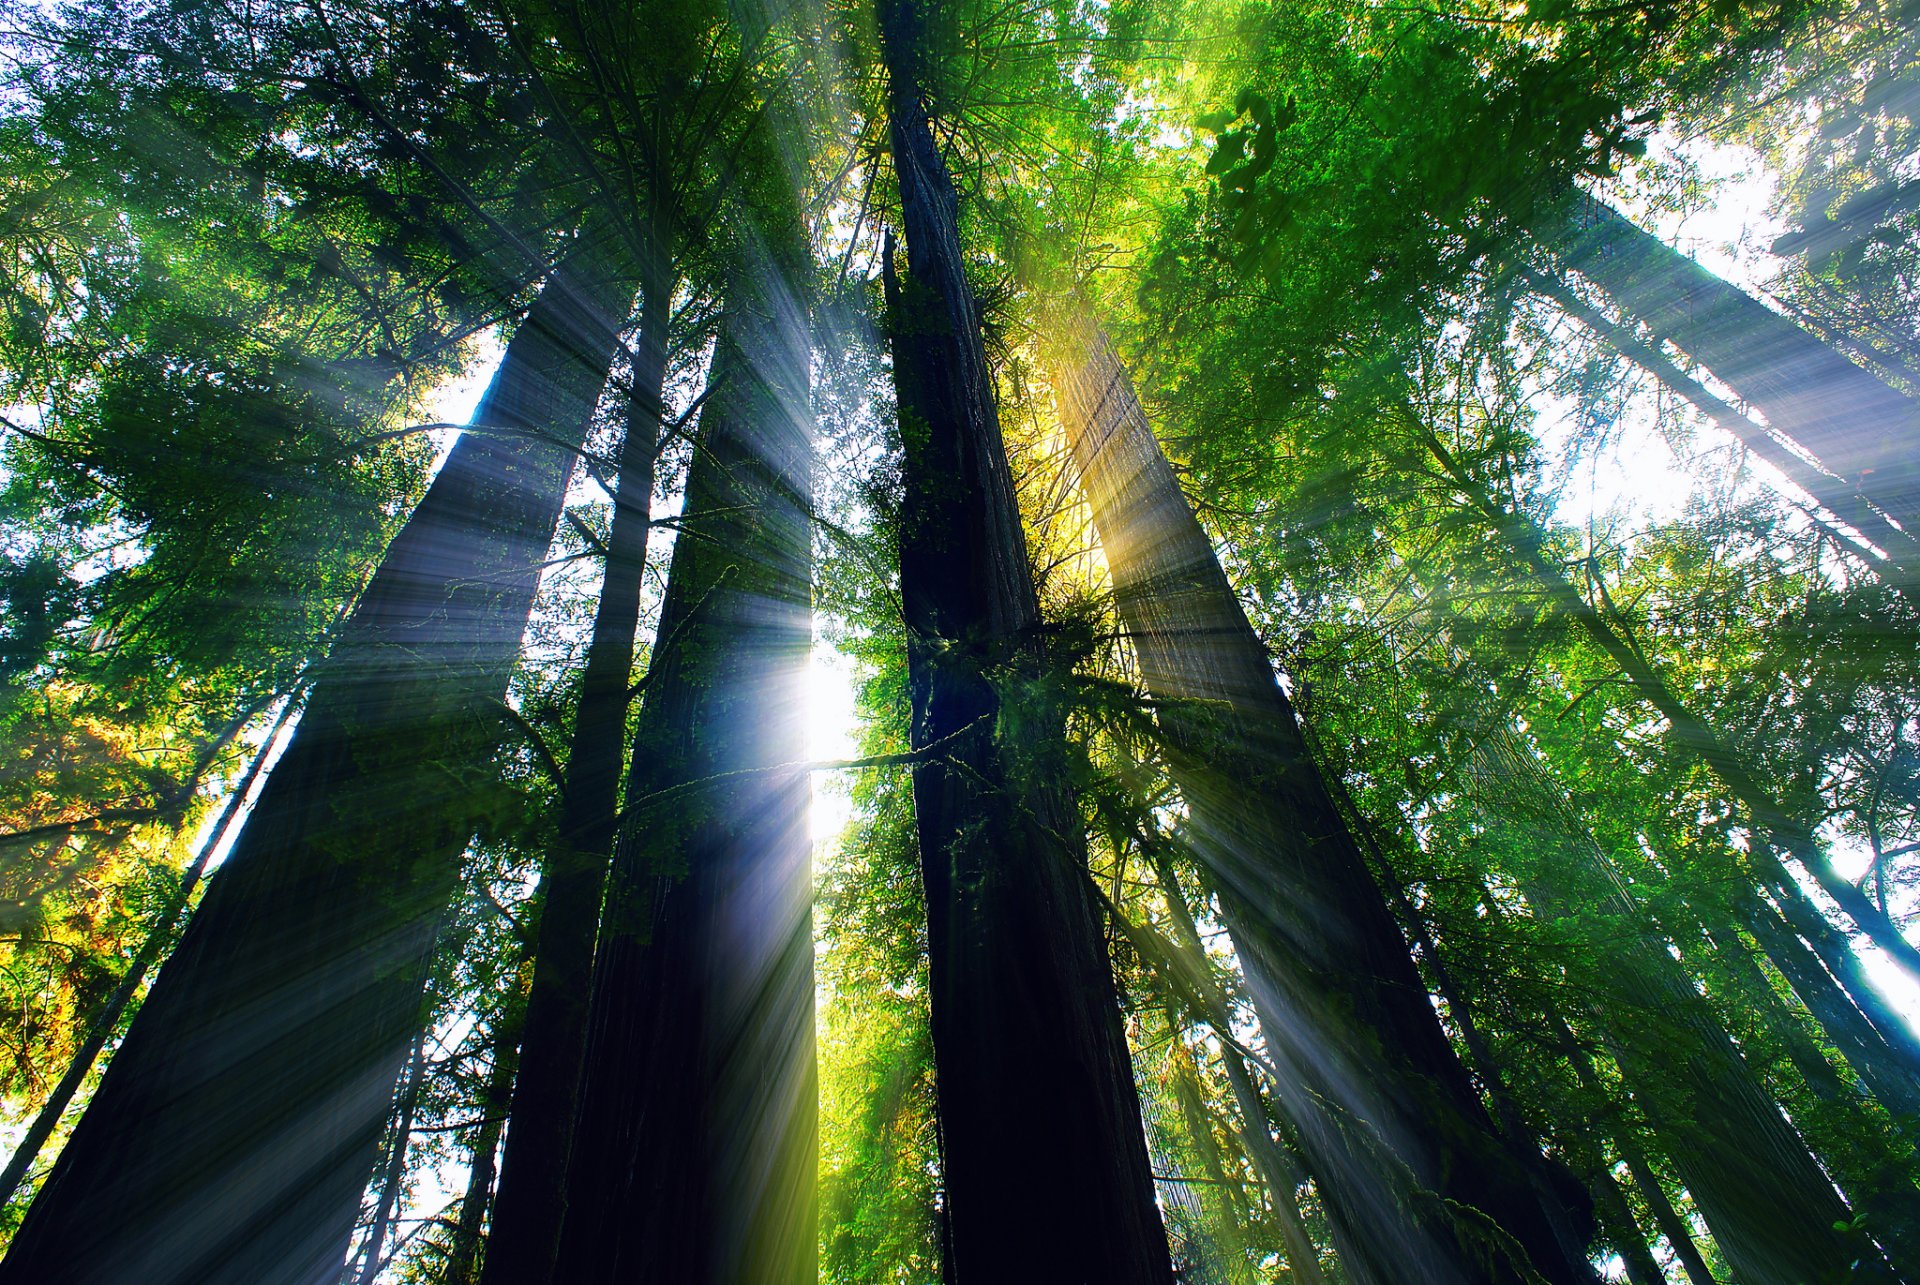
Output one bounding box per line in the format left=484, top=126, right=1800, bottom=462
left=1144, top=850, right=1331, bottom=1285
left=874, top=4, right=1176, bottom=1279
left=555, top=279, right=816, bottom=1284
left=1051, top=314, right=1595, bottom=1285
left=479, top=257, right=673, bottom=1285
left=1739, top=890, right=1920, bottom=1112
left=1526, top=189, right=1920, bottom=539
left=348, top=1029, right=427, bottom=1285
left=0, top=240, right=636, bottom=1285
left=443, top=962, right=528, bottom=1285
left=1546, top=1009, right=1721, bottom=1285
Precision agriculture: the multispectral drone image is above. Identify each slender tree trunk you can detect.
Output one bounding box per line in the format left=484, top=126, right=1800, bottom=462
left=1146, top=851, right=1330, bottom=1285
left=1420, top=420, right=1920, bottom=984
left=0, top=690, right=298, bottom=1215
left=1617, top=1140, right=1719, bottom=1285
left=556, top=280, right=816, bottom=1283
left=444, top=964, right=528, bottom=1285
left=1519, top=265, right=1920, bottom=586
left=478, top=268, right=672, bottom=1285
left=1741, top=889, right=1920, bottom=1110
left=1052, top=315, right=1592, bottom=1285
left=1576, top=1145, right=1668, bottom=1285
left=874, top=8, right=1175, bottom=1276
left=1526, top=188, right=1920, bottom=537
left=0, top=242, right=636, bottom=1285
left=1548, top=1010, right=1720, bottom=1285
left=1467, top=732, right=1874, bottom=1285
left=1752, top=868, right=1920, bottom=1069
left=349, top=1030, right=428, bottom=1285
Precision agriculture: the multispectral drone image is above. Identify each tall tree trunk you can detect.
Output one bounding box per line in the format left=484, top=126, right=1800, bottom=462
left=443, top=965, right=526, bottom=1285
left=1145, top=851, right=1330, bottom=1285
left=1467, top=732, right=1878, bottom=1285
left=478, top=266, right=672, bottom=1285
left=0, top=689, right=298, bottom=1215
left=1574, top=1144, right=1668, bottom=1285
left=0, top=243, right=636, bottom=1285
left=1051, top=314, right=1593, bottom=1285
left=1741, top=889, right=1920, bottom=1110
left=1518, top=265, right=1920, bottom=586
left=874, top=6, right=1175, bottom=1278
left=555, top=281, right=816, bottom=1283
left=349, top=1030, right=428, bottom=1285
left=1525, top=188, right=1920, bottom=538
left=1419, top=420, right=1920, bottom=983
left=1547, top=1009, right=1721, bottom=1285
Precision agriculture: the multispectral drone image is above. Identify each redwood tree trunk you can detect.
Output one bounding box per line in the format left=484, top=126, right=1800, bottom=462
left=1526, top=189, right=1920, bottom=540
left=0, top=242, right=635, bottom=1285
left=1420, top=421, right=1920, bottom=984
left=479, top=267, right=672, bottom=1285
left=1051, top=315, right=1593, bottom=1285
left=875, top=5, right=1175, bottom=1279
left=1519, top=264, right=1920, bottom=587
left=555, top=282, right=816, bottom=1284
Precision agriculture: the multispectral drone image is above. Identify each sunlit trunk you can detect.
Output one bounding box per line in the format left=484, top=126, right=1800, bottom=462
left=1051, top=314, right=1596, bottom=1285
left=0, top=241, right=635, bottom=1285
left=1520, top=265, right=1920, bottom=590
left=556, top=281, right=816, bottom=1283
left=1469, top=732, right=1874, bottom=1285
left=1420, top=421, right=1920, bottom=984
left=1527, top=189, right=1920, bottom=541
left=480, top=260, right=673, bottom=1285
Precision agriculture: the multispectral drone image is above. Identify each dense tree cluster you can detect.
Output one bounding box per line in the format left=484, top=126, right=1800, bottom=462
left=0, top=0, right=1916, bottom=1281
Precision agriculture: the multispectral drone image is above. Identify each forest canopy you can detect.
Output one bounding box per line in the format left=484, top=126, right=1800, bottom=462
left=0, top=0, right=1918, bottom=1281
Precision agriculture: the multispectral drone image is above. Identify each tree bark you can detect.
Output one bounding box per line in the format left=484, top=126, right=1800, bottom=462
left=1548, top=1009, right=1720, bottom=1285
left=1519, top=264, right=1920, bottom=588
left=478, top=266, right=672, bottom=1285
left=1051, top=314, right=1593, bottom=1285
left=349, top=1029, right=427, bottom=1285
left=874, top=7, right=1176, bottom=1278
left=0, top=241, right=636, bottom=1285
left=1146, top=851, right=1330, bottom=1285
left=443, top=963, right=528, bottom=1285
left=1526, top=188, right=1920, bottom=539
left=555, top=284, right=816, bottom=1284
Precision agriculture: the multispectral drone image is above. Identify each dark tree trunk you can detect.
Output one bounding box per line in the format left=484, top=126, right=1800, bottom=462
left=1145, top=852, right=1329, bottom=1285
left=443, top=965, right=526, bottom=1285
left=1741, top=890, right=1920, bottom=1114
left=1526, top=189, right=1920, bottom=538
left=479, top=268, right=672, bottom=1285
left=1548, top=1011, right=1721, bottom=1285
left=0, top=243, right=635, bottom=1285
left=1052, top=315, right=1593, bottom=1285
left=1616, top=1138, right=1719, bottom=1285
left=555, top=284, right=816, bottom=1284
left=349, top=1030, right=427, bottom=1285
left=874, top=7, right=1175, bottom=1280
left=1575, top=1145, right=1668, bottom=1285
